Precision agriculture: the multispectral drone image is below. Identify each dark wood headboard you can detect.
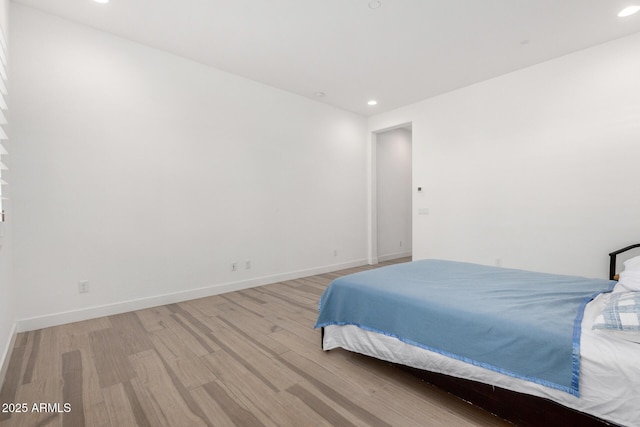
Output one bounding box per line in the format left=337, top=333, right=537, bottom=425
left=609, top=243, right=640, bottom=280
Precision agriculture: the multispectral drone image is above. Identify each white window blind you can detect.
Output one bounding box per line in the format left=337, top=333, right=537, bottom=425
left=0, top=27, right=7, bottom=221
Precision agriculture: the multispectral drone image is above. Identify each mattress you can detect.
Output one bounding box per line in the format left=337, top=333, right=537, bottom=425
left=322, top=292, right=639, bottom=427
left=316, top=260, right=615, bottom=395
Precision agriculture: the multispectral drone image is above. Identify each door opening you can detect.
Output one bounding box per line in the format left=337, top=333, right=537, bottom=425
left=375, top=126, right=412, bottom=262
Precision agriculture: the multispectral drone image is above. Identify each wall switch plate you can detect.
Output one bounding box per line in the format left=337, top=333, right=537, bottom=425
left=231, top=262, right=238, bottom=272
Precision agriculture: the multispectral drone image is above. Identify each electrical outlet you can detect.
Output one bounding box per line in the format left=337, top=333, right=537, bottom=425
left=333, top=249, right=338, bottom=257
left=496, top=258, right=502, bottom=267
left=78, top=280, right=89, bottom=293
left=231, top=262, right=238, bottom=272
left=245, top=260, right=251, bottom=270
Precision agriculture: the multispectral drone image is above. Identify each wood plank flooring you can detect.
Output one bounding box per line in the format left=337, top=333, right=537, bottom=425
left=0, top=259, right=511, bottom=426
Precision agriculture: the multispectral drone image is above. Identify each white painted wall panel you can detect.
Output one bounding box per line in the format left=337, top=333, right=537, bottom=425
left=369, top=32, right=640, bottom=278
left=10, top=5, right=367, bottom=327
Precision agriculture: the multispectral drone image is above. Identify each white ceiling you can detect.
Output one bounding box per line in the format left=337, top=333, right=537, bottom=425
left=11, top=0, right=640, bottom=116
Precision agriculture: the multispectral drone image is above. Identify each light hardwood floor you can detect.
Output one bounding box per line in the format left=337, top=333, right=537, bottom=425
left=0, top=259, right=510, bottom=426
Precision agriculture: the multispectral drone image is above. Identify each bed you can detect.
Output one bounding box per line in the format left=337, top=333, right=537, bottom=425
left=315, top=245, right=640, bottom=427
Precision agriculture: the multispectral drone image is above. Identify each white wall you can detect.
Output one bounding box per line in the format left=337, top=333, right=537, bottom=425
left=0, top=0, right=13, bottom=389
left=376, top=128, right=412, bottom=260
left=10, top=5, right=368, bottom=329
left=369, top=32, right=640, bottom=279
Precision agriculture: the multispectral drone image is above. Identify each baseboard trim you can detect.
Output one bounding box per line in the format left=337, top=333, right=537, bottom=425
left=378, top=251, right=412, bottom=262
left=0, top=322, right=17, bottom=390
left=16, top=259, right=368, bottom=332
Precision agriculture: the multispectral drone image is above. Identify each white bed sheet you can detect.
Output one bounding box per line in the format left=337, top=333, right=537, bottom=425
left=322, top=293, right=639, bottom=427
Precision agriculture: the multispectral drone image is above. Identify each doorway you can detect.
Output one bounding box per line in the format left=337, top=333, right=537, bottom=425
left=375, top=126, right=412, bottom=262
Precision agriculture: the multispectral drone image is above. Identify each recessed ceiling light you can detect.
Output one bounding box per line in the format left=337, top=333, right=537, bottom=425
left=368, top=100, right=378, bottom=106
left=94, top=0, right=109, bottom=4
left=369, top=1, right=382, bottom=10
left=618, top=5, right=640, bottom=17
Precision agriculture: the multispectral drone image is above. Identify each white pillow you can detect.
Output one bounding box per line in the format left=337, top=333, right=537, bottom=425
left=617, top=270, right=640, bottom=292
left=593, top=291, right=640, bottom=331
left=623, top=255, right=640, bottom=272
left=612, top=283, right=628, bottom=293
left=593, top=292, right=640, bottom=343
left=603, top=330, right=640, bottom=344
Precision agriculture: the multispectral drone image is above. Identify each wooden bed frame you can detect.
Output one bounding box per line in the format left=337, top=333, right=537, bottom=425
left=397, top=365, right=615, bottom=427
left=321, top=245, right=640, bottom=427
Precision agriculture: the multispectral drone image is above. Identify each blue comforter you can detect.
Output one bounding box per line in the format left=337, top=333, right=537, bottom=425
left=315, top=260, right=615, bottom=396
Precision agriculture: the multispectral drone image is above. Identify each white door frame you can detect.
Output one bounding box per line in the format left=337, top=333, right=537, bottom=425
left=367, top=121, right=413, bottom=265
